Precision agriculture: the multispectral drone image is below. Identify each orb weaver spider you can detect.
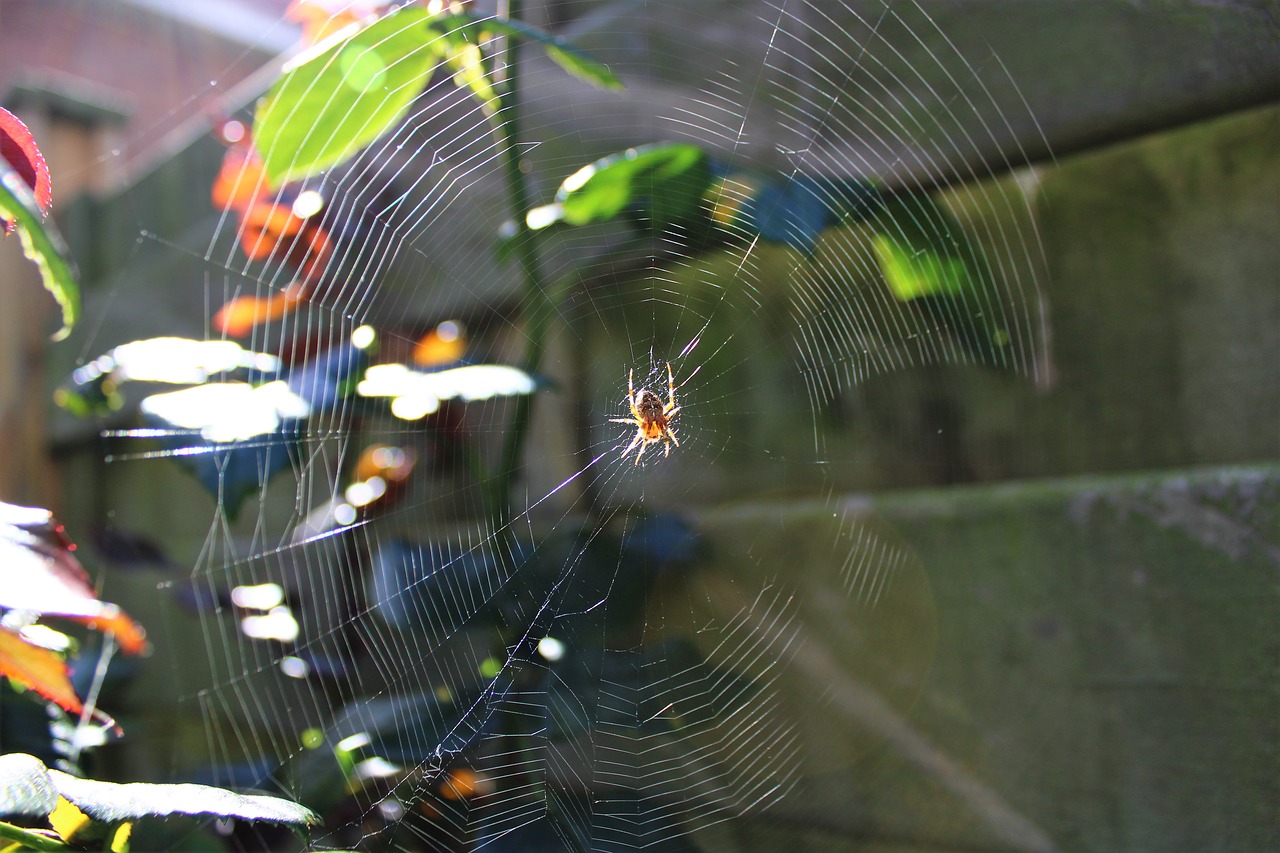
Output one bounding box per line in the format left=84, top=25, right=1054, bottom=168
left=610, top=363, right=680, bottom=465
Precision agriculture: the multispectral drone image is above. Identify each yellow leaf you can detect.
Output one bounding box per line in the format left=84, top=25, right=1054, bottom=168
left=110, top=822, right=132, bottom=853
left=49, top=796, right=90, bottom=842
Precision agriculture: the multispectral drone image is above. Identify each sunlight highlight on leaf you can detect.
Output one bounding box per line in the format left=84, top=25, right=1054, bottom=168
left=57, top=337, right=282, bottom=417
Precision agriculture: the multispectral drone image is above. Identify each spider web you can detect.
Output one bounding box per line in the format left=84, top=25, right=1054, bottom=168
left=60, top=0, right=1051, bottom=849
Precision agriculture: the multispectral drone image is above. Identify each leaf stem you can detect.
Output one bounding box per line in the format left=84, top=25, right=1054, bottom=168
left=0, top=820, right=71, bottom=851
left=486, top=0, right=555, bottom=525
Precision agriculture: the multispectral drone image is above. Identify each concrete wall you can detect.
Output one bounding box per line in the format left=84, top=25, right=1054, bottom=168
left=678, top=465, right=1278, bottom=851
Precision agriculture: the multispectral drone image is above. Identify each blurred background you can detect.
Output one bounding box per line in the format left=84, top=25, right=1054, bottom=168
left=1, top=1, right=1277, bottom=850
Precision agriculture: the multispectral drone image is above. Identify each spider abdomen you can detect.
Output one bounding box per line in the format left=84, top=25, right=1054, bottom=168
left=635, top=389, right=664, bottom=422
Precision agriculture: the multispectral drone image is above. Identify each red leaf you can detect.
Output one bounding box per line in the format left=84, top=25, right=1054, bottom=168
left=0, top=503, right=149, bottom=656
left=0, top=107, right=52, bottom=233
left=0, top=627, right=82, bottom=716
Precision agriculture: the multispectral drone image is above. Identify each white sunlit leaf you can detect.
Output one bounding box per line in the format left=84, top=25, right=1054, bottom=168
left=18, top=623, right=74, bottom=653
left=389, top=395, right=440, bottom=420
left=231, top=583, right=285, bottom=611
left=357, top=363, right=537, bottom=420
left=336, top=733, right=372, bottom=753
left=526, top=203, right=563, bottom=230
left=280, top=656, right=310, bottom=679
left=240, top=607, right=299, bottom=642
left=110, top=337, right=280, bottom=385
left=351, top=324, right=378, bottom=349
left=561, top=162, right=597, bottom=193
left=537, top=636, right=566, bottom=661
left=291, top=190, right=325, bottom=219
left=140, top=381, right=309, bottom=442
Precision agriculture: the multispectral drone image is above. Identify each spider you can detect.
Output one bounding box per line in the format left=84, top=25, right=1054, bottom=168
left=610, top=363, right=680, bottom=465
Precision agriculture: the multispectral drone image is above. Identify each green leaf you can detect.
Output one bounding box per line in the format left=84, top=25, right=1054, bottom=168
left=465, top=16, right=622, bottom=91
left=0, top=159, right=79, bottom=340
left=547, top=143, right=711, bottom=229
left=872, top=231, right=968, bottom=301
left=870, top=195, right=1011, bottom=362
left=870, top=197, right=970, bottom=301
left=443, top=39, right=500, bottom=116
left=254, top=6, right=442, bottom=187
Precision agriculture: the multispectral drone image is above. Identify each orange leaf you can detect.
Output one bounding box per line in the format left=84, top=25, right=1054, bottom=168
left=438, top=767, right=493, bottom=801
left=211, top=146, right=266, bottom=212
left=241, top=226, right=277, bottom=260
left=0, top=627, right=82, bottom=715
left=413, top=321, right=466, bottom=367
left=243, top=201, right=303, bottom=236
left=354, top=444, right=416, bottom=485
left=213, top=282, right=308, bottom=337
left=71, top=607, right=149, bottom=657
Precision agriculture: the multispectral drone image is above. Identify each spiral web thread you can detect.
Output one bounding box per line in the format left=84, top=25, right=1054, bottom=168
left=86, top=0, right=1050, bottom=849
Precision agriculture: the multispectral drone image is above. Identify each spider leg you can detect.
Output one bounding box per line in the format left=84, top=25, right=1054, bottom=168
left=664, top=405, right=680, bottom=419
left=616, top=369, right=641, bottom=422
left=666, top=363, right=677, bottom=408
left=620, top=431, right=642, bottom=459
left=633, top=437, right=648, bottom=465
left=667, top=428, right=679, bottom=448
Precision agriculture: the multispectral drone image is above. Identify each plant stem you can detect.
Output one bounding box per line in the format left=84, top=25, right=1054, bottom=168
left=486, top=0, right=555, bottom=525
left=0, top=821, right=71, bottom=851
